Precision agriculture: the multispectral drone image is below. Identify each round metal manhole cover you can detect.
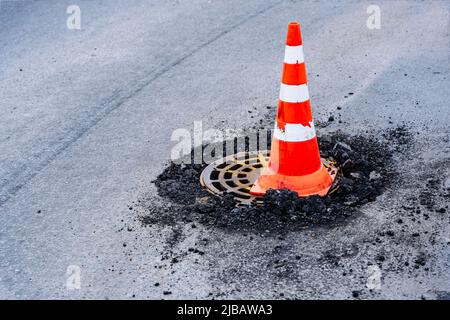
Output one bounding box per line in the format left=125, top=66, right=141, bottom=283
left=200, top=151, right=340, bottom=206
left=200, top=150, right=269, bottom=205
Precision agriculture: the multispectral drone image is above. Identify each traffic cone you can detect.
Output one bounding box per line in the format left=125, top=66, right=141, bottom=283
left=250, top=21, right=336, bottom=197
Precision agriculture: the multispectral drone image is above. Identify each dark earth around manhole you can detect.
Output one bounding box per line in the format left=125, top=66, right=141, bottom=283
left=142, top=126, right=413, bottom=234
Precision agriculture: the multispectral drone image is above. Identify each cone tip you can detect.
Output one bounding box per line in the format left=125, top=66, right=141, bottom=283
left=286, top=21, right=302, bottom=46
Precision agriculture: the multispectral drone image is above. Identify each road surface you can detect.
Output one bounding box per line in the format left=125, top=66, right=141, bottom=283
left=0, top=0, right=449, bottom=299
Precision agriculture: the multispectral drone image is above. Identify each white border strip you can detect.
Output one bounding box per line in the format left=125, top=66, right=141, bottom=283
left=273, top=122, right=316, bottom=142
left=279, top=83, right=309, bottom=103
left=284, top=45, right=304, bottom=64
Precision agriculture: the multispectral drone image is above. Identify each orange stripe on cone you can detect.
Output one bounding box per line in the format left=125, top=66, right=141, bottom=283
left=250, top=21, right=336, bottom=197
left=282, top=63, right=307, bottom=85
left=277, top=100, right=313, bottom=129
left=269, top=138, right=322, bottom=176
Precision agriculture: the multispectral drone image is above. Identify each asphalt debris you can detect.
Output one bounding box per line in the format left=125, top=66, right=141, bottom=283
left=142, top=127, right=412, bottom=234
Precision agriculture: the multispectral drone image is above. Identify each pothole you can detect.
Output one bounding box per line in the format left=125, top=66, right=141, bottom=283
left=141, top=127, right=413, bottom=234
left=200, top=150, right=339, bottom=205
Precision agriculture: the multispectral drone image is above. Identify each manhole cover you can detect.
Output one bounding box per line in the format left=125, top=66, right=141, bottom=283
left=200, top=150, right=340, bottom=205
left=200, top=150, right=269, bottom=205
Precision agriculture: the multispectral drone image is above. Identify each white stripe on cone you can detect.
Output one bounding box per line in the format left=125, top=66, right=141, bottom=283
left=273, top=122, right=316, bottom=142
left=284, top=45, right=304, bottom=64
left=279, top=83, right=310, bottom=103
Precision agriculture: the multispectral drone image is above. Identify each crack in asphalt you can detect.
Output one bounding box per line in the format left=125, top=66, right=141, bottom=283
left=0, top=0, right=284, bottom=208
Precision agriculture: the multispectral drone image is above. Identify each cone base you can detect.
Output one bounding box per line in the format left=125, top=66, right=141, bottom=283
left=250, top=163, right=336, bottom=197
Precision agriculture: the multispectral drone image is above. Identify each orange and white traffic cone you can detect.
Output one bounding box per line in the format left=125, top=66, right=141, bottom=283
left=250, top=21, right=336, bottom=197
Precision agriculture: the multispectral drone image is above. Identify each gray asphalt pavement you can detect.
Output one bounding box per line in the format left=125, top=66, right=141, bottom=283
left=0, top=0, right=449, bottom=299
